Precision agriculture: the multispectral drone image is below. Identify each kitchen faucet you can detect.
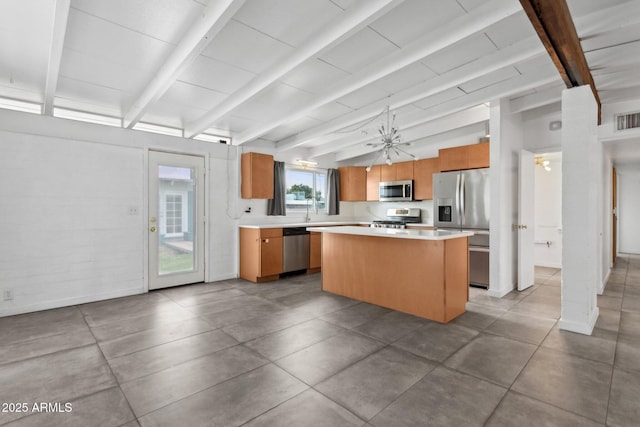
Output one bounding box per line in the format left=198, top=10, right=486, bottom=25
left=305, top=197, right=312, bottom=222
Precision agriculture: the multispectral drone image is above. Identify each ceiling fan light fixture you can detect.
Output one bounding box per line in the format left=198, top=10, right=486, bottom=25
left=535, top=155, right=552, bottom=172
left=364, top=105, right=417, bottom=171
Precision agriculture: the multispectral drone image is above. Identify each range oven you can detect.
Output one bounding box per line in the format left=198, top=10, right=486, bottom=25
left=370, top=208, right=421, bottom=229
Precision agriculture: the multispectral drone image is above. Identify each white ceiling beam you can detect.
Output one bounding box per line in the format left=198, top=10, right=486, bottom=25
left=283, top=36, right=544, bottom=153
left=43, top=0, right=70, bottom=116
left=231, top=0, right=522, bottom=145
left=328, top=105, right=489, bottom=161
left=574, top=1, right=640, bottom=39
left=509, top=84, right=563, bottom=113
left=332, top=71, right=560, bottom=161
left=183, top=0, right=406, bottom=138
left=122, top=0, right=246, bottom=128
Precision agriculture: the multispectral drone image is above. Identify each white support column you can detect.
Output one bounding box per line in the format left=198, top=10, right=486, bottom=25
left=560, top=85, right=600, bottom=335
left=488, top=99, right=523, bottom=297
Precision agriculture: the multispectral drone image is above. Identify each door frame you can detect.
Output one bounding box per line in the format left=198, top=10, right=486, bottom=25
left=612, top=166, right=617, bottom=265
left=144, top=148, right=209, bottom=291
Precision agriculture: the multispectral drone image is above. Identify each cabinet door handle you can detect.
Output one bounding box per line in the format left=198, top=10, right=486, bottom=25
left=263, top=238, right=269, bottom=243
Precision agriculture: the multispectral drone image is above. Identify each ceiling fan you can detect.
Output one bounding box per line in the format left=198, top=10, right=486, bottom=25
left=365, top=106, right=416, bottom=172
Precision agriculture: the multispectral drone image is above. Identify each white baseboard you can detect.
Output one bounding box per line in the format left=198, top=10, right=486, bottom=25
left=598, top=268, right=611, bottom=295
left=0, top=287, right=145, bottom=318
left=486, top=286, right=514, bottom=298
left=208, top=272, right=238, bottom=282
left=559, top=306, right=599, bottom=336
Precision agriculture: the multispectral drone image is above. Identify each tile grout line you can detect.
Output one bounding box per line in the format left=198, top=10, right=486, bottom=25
left=603, top=256, right=630, bottom=425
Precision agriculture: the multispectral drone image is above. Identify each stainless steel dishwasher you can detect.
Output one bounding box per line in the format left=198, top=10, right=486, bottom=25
left=282, top=227, right=310, bottom=273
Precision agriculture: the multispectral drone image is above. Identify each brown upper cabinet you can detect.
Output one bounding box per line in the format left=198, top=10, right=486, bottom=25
left=380, top=161, right=414, bottom=182
left=438, top=142, right=490, bottom=172
left=241, top=152, right=274, bottom=199
left=366, top=165, right=381, bottom=201
left=338, top=166, right=366, bottom=201
left=413, top=157, right=439, bottom=200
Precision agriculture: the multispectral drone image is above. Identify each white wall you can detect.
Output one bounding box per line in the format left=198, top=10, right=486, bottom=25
left=533, top=156, right=562, bottom=268
left=0, top=109, right=239, bottom=316
left=618, top=167, right=640, bottom=254
left=522, top=104, right=562, bottom=153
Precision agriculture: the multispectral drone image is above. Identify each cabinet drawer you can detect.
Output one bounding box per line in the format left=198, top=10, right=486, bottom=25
left=260, top=228, right=283, bottom=238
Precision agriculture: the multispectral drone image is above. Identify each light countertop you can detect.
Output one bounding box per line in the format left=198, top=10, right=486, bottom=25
left=239, top=221, right=434, bottom=229
left=239, top=221, right=369, bottom=229
left=306, top=226, right=473, bottom=241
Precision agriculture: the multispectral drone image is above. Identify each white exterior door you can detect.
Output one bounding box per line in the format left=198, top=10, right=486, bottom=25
left=518, top=149, right=535, bottom=291
left=148, top=151, right=205, bottom=290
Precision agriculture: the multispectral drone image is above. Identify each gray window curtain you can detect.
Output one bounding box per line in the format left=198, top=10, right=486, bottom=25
left=327, top=168, right=340, bottom=215
left=267, top=161, right=286, bottom=216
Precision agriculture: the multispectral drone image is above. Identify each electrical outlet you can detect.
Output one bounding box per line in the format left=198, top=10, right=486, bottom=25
left=128, top=206, right=139, bottom=215
left=3, top=290, right=13, bottom=301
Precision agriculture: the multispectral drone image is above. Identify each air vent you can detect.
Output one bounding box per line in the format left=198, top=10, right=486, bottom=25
left=616, top=112, right=640, bottom=131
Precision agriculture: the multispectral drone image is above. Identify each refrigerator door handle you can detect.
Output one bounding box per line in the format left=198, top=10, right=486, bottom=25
left=460, top=173, right=466, bottom=225
left=455, top=173, right=461, bottom=223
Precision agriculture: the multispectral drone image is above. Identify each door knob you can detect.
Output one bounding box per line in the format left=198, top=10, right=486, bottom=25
left=150, top=226, right=157, bottom=232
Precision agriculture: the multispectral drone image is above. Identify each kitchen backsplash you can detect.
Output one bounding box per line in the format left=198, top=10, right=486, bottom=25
left=351, top=200, right=434, bottom=224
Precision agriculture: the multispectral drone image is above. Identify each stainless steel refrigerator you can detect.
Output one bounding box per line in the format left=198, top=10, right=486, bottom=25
left=433, top=168, right=490, bottom=287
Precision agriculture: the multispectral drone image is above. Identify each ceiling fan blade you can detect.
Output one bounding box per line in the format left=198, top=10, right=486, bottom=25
left=395, top=146, right=417, bottom=159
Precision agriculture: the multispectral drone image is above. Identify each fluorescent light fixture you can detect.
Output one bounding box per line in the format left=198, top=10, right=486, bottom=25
left=296, top=159, right=318, bottom=167
left=133, top=122, right=183, bottom=137
left=53, top=107, right=122, bottom=127
left=0, top=97, right=41, bottom=114
left=194, top=133, right=231, bottom=144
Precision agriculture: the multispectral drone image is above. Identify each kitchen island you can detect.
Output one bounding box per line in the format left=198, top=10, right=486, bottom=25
left=307, top=226, right=473, bottom=323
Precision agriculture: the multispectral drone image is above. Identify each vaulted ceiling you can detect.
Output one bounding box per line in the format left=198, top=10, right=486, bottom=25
left=2, top=0, right=639, bottom=163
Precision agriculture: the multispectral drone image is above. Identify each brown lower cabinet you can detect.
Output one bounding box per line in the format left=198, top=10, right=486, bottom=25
left=308, top=232, right=322, bottom=272
left=239, top=228, right=283, bottom=283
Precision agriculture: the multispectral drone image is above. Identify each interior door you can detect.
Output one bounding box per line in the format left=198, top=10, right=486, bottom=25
left=518, top=149, right=535, bottom=291
left=148, top=151, right=205, bottom=290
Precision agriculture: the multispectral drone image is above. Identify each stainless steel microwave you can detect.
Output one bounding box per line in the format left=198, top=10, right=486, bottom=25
left=379, top=180, right=413, bottom=202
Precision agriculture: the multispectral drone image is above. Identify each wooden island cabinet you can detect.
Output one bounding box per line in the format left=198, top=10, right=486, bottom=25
left=309, top=226, right=471, bottom=323
left=239, top=227, right=282, bottom=283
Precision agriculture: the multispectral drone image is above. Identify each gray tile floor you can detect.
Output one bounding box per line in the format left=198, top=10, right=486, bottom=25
left=1, top=255, right=639, bottom=426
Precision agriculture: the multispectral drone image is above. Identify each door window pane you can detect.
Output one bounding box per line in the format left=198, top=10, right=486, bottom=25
left=158, top=166, right=195, bottom=275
